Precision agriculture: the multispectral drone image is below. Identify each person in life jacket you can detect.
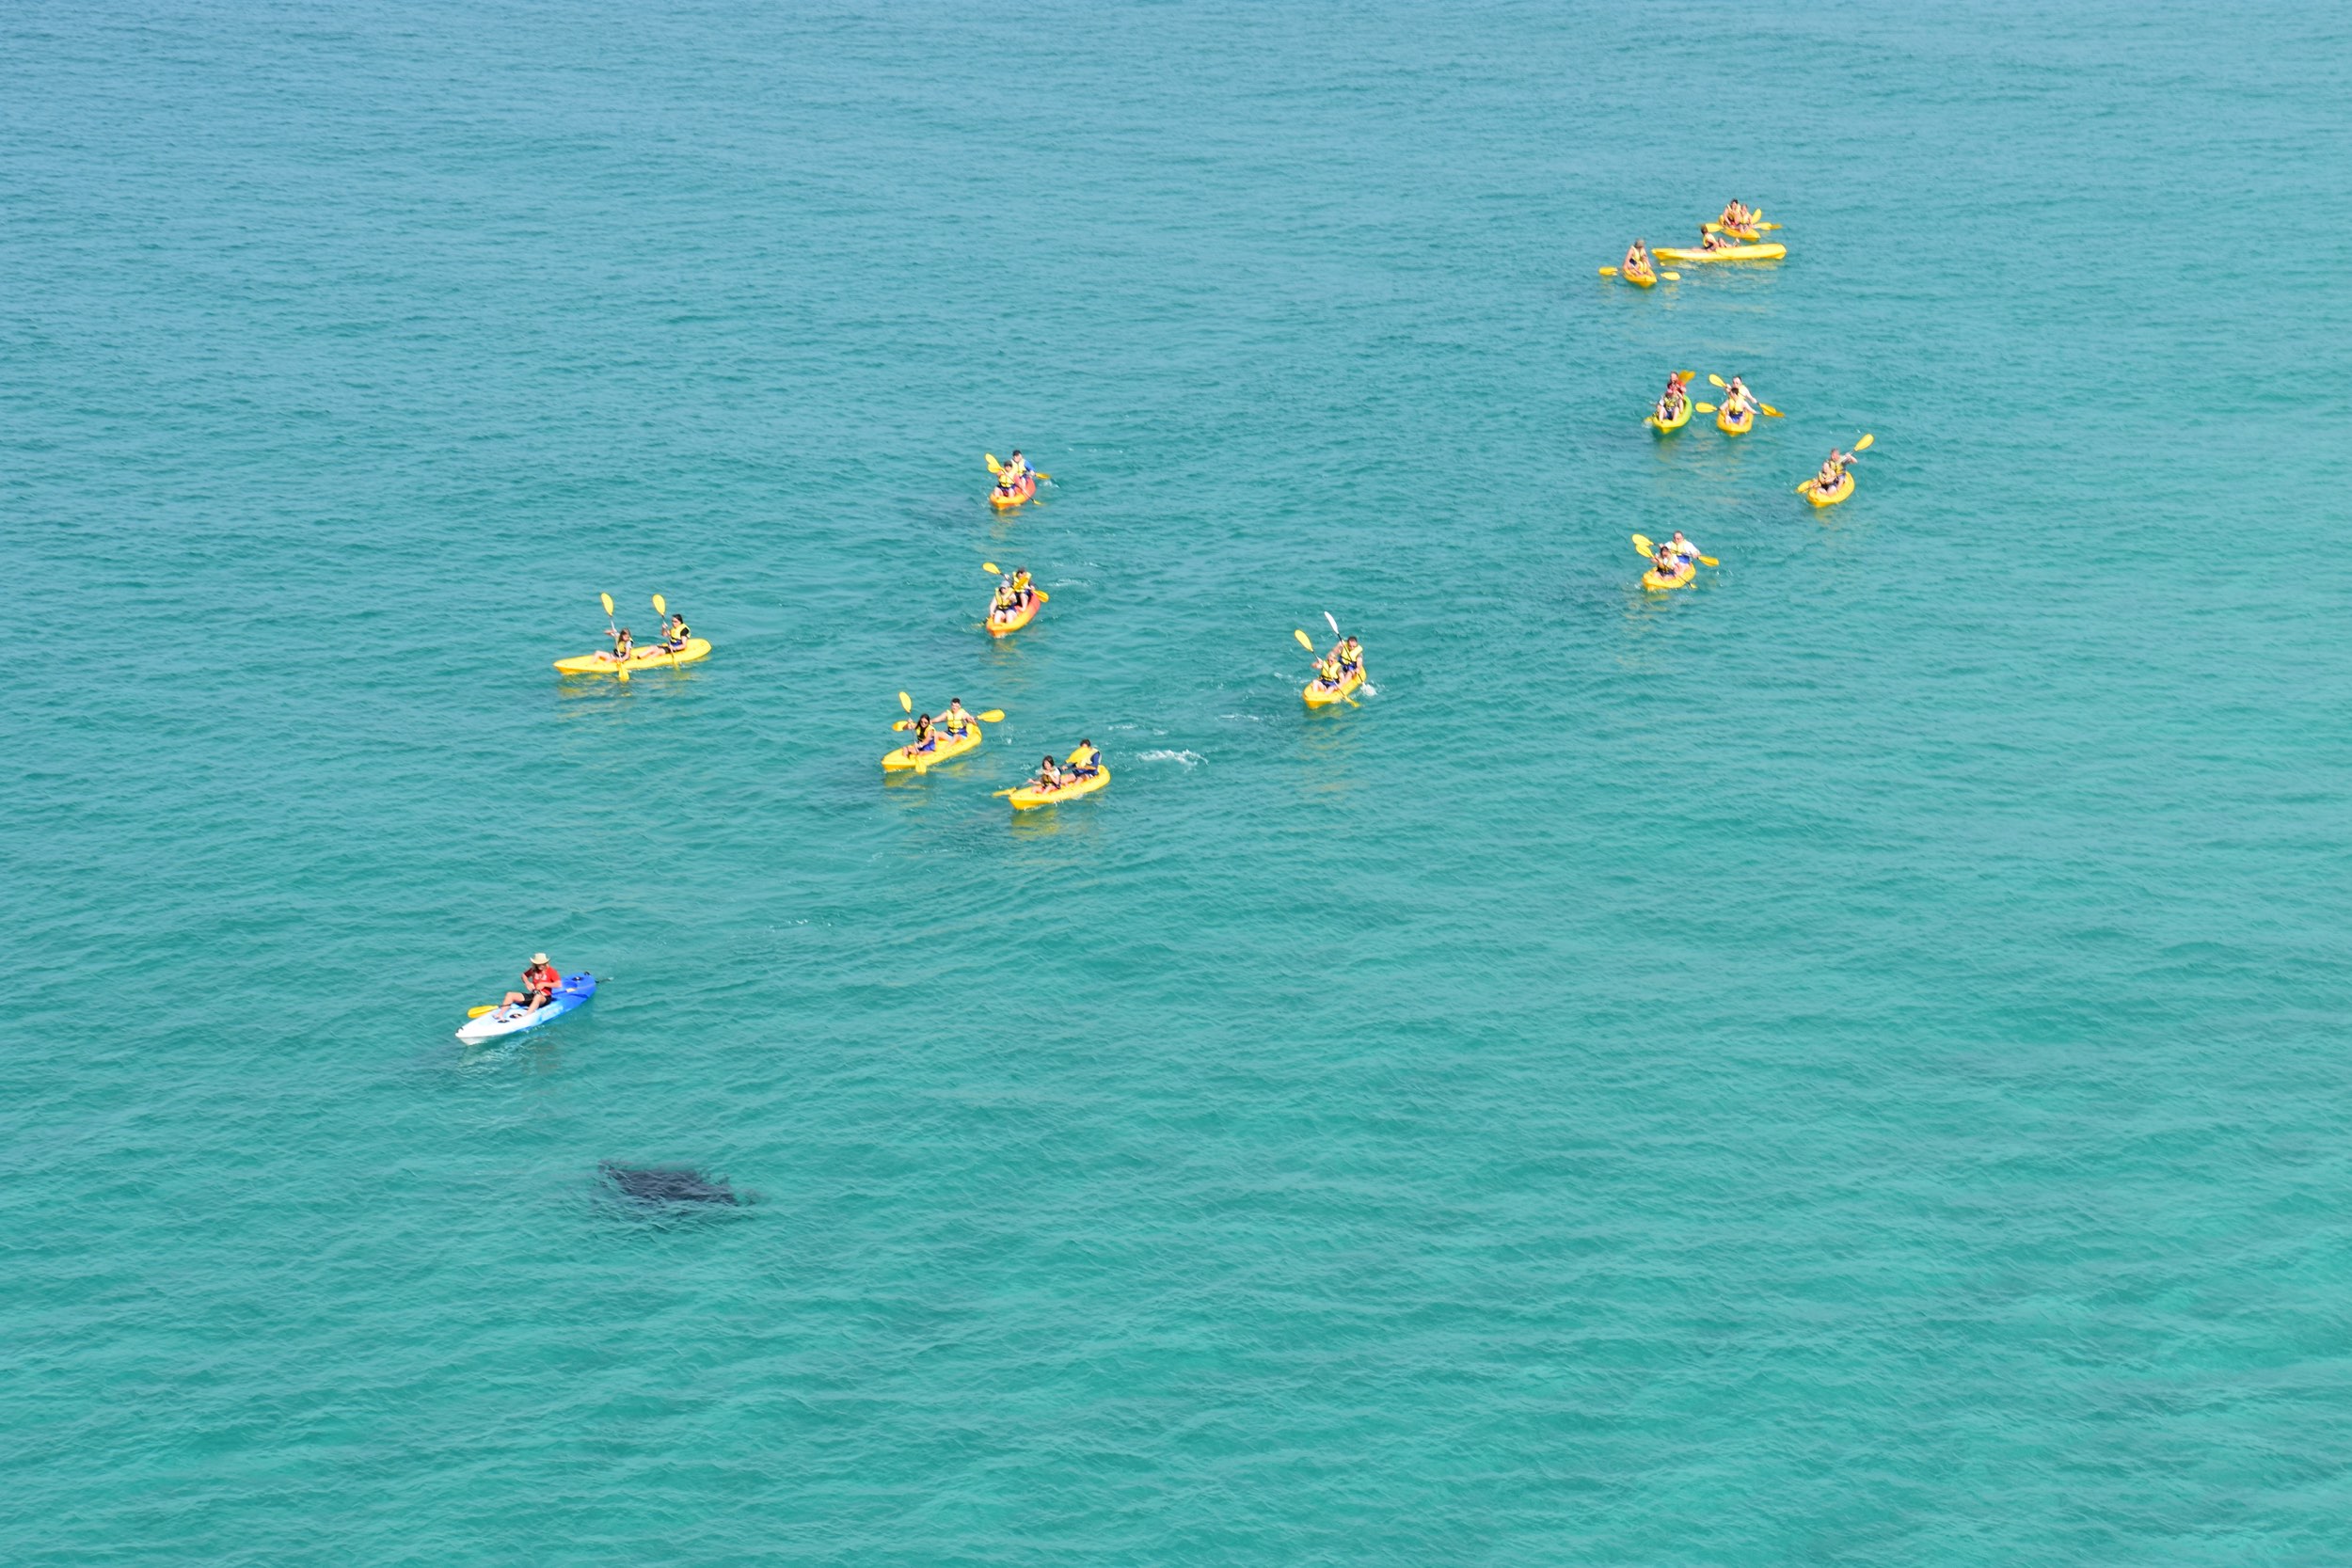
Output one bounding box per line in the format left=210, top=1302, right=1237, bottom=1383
left=910, top=713, right=937, bottom=753
left=1812, top=448, right=1855, bottom=493
left=656, top=611, right=691, bottom=651
left=1656, top=372, right=1692, bottom=421
left=503, top=954, right=561, bottom=1010
left=938, top=699, right=977, bottom=738
left=1026, top=752, right=1068, bottom=792
left=606, top=626, right=633, bottom=662
left=1623, top=238, right=1653, bottom=276
left=1067, top=739, right=1101, bottom=777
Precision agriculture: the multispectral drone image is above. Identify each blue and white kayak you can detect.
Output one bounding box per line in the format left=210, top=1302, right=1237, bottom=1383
left=455, top=973, right=596, bottom=1043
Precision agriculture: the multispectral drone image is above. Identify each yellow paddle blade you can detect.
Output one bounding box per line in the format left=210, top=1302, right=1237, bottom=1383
left=616, top=668, right=629, bottom=682
left=978, top=709, right=1004, bottom=722
left=1294, top=628, right=1315, bottom=651
left=1856, top=433, right=1875, bottom=451
left=1758, top=221, right=1781, bottom=230
left=898, top=690, right=911, bottom=712
left=1692, top=402, right=1717, bottom=414
left=1759, top=404, right=1783, bottom=419
left=652, top=594, right=666, bottom=616
left=985, top=453, right=1000, bottom=472
left=1598, top=266, right=1617, bottom=277
left=1033, top=472, right=1049, bottom=483
left=1698, top=555, right=1720, bottom=567
left=1661, top=271, right=1680, bottom=280
left=892, top=720, right=913, bottom=731
left=1676, top=370, right=1694, bottom=379
left=1630, top=533, right=1655, bottom=557
left=600, top=592, right=614, bottom=617
left=1796, top=479, right=1818, bottom=493
left=468, top=1005, right=498, bottom=1018
left=1708, top=373, right=1727, bottom=389
left=982, top=562, right=1000, bottom=576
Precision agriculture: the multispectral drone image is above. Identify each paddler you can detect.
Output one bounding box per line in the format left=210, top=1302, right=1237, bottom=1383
left=909, top=713, right=937, bottom=754
left=1311, top=650, right=1346, bottom=691
left=1009, top=568, right=1034, bottom=604
left=1721, top=376, right=1758, bottom=417
left=1026, top=752, right=1068, bottom=793
left=991, top=578, right=1020, bottom=619
left=502, top=954, right=561, bottom=1011
left=1656, top=372, right=1692, bottom=420
left=1002, top=450, right=1029, bottom=483
left=655, top=611, right=691, bottom=651
left=1068, top=739, right=1102, bottom=777
left=1811, top=448, right=1855, bottom=493
left=1663, top=531, right=1700, bottom=564
left=1623, top=238, right=1653, bottom=276
left=606, top=626, right=633, bottom=662
left=1699, top=225, right=1740, bottom=253
left=938, top=699, right=977, bottom=738
left=1717, top=199, right=1756, bottom=231
left=1337, top=635, right=1364, bottom=675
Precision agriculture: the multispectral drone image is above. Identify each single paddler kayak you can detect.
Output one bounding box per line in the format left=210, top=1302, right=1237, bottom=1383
left=553, top=638, right=712, bottom=675
left=986, top=589, right=1048, bottom=636
left=882, top=726, right=981, bottom=771
left=1303, top=665, right=1365, bottom=707
left=1652, top=243, right=1785, bottom=262
left=1623, top=267, right=1656, bottom=288
left=1643, top=561, right=1697, bottom=591
left=990, top=474, right=1036, bottom=509
left=1648, top=401, right=1692, bottom=434
left=1717, top=404, right=1754, bottom=436
left=1805, top=471, right=1855, bottom=507
left=457, top=973, right=595, bottom=1043
left=1009, top=766, right=1109, bottom=811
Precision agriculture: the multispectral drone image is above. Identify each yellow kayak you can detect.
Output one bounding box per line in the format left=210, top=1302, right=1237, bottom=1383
left=1717, top=404, right=1754, bottom=436
left=1643, top=561, right=1696, bottom=591
left=882, top=725, right=981, bottom=771
left=1805, top=471, right=1855, bottom=507
left=986, top=590, right=1047, bottom=636
left=1304, top=665, right=1365, bottom=706
left=1652, top=243, right=1785, bottom=262
left=553, top=638, right=711, bottom=675
left=1009, top=766, right=1109, bottom=811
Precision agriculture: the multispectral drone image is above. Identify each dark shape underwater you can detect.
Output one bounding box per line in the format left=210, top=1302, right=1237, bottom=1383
left=599, top=1163, right=741, bottom=1207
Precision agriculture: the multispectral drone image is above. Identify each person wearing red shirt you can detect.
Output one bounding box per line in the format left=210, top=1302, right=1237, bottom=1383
left=502, top=954, right=560, bottom=1011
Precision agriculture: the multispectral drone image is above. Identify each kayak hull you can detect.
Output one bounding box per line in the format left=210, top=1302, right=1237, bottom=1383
left=1623, top=268, right=1656, bottom=288
left=1806, top=471, right=1855, bottom=507
left=1648, top=401, right=1692, bottom=434
left=1717, top=405, right=1753, bottom=436
left=989, top=474, right=1036, bottom=509
left=882, top=726, right=981, bottom=771
left=1009, top=766, right=1110, bottom=811
left=553, top=638, right=712, bottom=675
left=457, top=973, right=595, bottom=1043
left=1653, top=243, right=1786, bottom=262
left=1303, top=665, right=1366, bottom=707
left=986, top=589, right=1048, bottom=636
left=1643, top=562, right=1697, bottom=591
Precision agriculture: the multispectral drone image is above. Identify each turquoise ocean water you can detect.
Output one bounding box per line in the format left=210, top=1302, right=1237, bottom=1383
left=7, top=1, right=2352, bottom=1560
